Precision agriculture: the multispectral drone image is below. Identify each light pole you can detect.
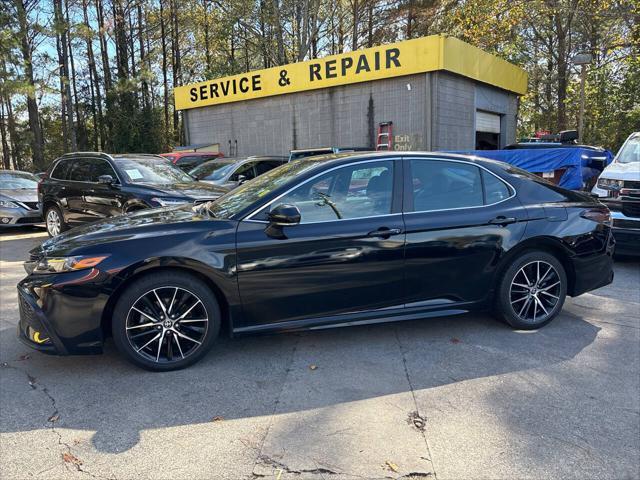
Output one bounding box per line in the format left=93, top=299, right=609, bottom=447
left=572, top=53, right=593, bottom=144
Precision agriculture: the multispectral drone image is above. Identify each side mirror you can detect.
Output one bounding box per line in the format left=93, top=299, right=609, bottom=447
left=98, top=175, right=114, bottom=185
left=267, top=204, right=301, bottom=226
left=237, top=174, right=247, bottom=185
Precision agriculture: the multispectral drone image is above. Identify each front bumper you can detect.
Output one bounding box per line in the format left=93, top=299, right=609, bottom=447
left=17, top=269, right=113, bottom=355
left=602, top=199, right=640, bottom=256
left=0, top=206, right=43, bottom=227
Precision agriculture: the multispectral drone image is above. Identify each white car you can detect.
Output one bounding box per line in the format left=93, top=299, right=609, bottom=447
left=592, top=132, right=640, bottom=255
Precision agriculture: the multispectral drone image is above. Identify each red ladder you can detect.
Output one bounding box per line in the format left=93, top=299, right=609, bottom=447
left=376, top=122, right=393, bottom=151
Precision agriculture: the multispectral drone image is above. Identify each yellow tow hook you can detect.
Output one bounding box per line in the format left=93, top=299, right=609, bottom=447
left=33, top=331, right=50, bottom=344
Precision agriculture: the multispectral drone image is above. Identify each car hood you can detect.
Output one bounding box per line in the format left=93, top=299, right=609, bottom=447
left=137, top=181, right=229, bottom=199
left=599, top=162, right=640, bottom=181
left=36, top=205, right=223, bottom=257
left=0, top=188, right=38, bottom=202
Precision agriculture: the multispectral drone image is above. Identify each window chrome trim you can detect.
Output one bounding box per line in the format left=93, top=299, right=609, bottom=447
left=242, top=156, right=518, bottom=224
left=243, top=158, right=399, bottom=224
left=405, top=157, right=517, bottom=215
left=49, top=157, right=123, bottom=185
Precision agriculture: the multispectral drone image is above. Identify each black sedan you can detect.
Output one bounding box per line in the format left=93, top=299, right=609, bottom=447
left=18, top=152, right=614, bottom=371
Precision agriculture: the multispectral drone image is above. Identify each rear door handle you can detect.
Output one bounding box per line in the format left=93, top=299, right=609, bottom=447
left=367, top=227, right=402, bottom=238
left=488, top=216, right=517, bottom=226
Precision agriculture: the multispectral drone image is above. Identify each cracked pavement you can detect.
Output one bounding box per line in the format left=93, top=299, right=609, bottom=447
left=1, top=227, right=639, bottom=479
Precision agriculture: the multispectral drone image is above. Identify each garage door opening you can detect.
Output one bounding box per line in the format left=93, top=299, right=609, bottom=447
left=475, top=111, right=501, bottom=150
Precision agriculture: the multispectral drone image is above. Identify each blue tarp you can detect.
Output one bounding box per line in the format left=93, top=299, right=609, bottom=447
left=448, top=148, right=613, bottom=190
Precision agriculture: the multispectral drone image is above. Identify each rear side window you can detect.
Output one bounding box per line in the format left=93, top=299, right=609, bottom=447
left=410, top=160, right=483, bottom=211
left=481, top=170, right=512, bottom=204
left=50, top=159, right=72, bottom=180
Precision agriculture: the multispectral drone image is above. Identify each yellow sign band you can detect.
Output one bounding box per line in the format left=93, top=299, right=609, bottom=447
left=174, top=35, right=527, bottom=111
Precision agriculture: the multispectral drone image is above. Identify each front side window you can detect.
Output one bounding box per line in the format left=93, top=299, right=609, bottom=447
left=230, top=162, right=257, bottom=181
left=410, top=160, right=483, bottom=211
left=90, top=159, right=118, bottom=182
left=271, top=161, right=394, bottom=223
left=67, top=159, right=94, bottom=182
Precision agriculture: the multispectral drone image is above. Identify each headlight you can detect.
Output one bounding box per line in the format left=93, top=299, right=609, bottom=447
left=0, top=200, right=20, bottom=208
left=597, top=178, right=623, bottom=190
left=150, top=197, right=190, bottom=207
left=33, top=255, right=109, bottom=274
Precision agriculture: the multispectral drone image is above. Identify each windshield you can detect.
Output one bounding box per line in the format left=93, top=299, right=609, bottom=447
left=116, top=158, right=193, bottom=183
left=617, top=135, right=640, bottom=164
left=0, top=172, right=39, bottom=189
left=190, top=161, right=235, bottom=181
left=206, top=160, right=321, bottom=218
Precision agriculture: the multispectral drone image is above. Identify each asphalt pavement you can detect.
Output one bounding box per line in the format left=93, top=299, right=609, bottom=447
left=1, top=227, right=638, bottom=479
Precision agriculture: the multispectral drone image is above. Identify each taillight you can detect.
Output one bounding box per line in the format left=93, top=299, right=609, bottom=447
left=580, top=207, right=611, bottom=225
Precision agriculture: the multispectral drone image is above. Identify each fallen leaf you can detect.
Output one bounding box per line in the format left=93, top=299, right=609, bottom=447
left=48, top=414, right=60, bottom=423
left=62, top=452, right=82, bottom=466
left=309, top=364, right=317, bottom=370
left=211, top=416, right=224, bottom=422
left=450, top=337, right=461, bottom=344
left=385, top=461, right=399, bottom=472
left=18, top=354, right=31, bottom=361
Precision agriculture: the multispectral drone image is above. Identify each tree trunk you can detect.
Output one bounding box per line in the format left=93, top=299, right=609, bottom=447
left=66, top=0, right=84, bottom=149
left=203, top=0, right=212, bottom=72
left=83, top=0, right=105, bottom=149
left=138, top=1, right=149, bottom=108
left=15, top=0, right=45, bottom=170
left=95, top=0, right=112, bottom=92
left=5, top=94, right=20, bottom=169
left=160, top=0, right=170, bottom=134
left=272, top=0, right=286, bottom=64
left=54, top=0, right=77, bottom=151
left=170, top=0, right=182, bottom=143
left=0, top=97, right=11, bottom=169
left=352, top=0, right=359, bottom=50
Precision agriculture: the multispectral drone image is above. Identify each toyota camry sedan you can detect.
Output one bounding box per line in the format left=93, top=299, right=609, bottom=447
left=18, top=152, right=614, bottom=371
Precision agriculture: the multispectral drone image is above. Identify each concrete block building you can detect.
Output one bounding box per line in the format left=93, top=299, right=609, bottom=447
left=175, top=36, right=527, bottom=157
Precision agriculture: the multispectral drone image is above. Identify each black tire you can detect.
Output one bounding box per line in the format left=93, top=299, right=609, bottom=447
left=494, top=251, right=567, bottom=330
left=44, top=204, right=68, bottom=237
left=112, top=271, right=221, bottom=371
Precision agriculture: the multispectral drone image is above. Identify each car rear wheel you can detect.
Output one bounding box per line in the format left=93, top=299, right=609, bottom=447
left=495, top=251, right=567, bottom=329
left=45, top=205, right=67, bottom=237
left=112, top=271, right=220, bottom=371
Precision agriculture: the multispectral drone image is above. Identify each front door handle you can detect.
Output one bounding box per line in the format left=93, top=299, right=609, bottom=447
left=367, top=227, right=402, bottom=238
left=488, top=216, right=517, bottom=226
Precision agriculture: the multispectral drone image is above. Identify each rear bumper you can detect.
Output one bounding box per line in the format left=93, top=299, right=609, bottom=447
left=570, top=231, right=615, bottom=296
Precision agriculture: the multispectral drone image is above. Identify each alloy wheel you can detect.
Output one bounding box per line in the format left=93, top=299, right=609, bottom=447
left=46, top=209, right=61, bottom=236
left=509, top=260, right=562, bottom=323
left=125, top=286, right=209, bottom=364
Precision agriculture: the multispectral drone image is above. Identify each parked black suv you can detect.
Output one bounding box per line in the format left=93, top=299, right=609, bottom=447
left=40, top=152, right=228, bottom=236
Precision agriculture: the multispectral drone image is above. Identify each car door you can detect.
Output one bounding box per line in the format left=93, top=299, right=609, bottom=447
left=82, top=158, right=127, bottom=219
left=228, top=161, right=259, bottom=186
left=235, top=158, right=405, bottom=329
left=65, top=158, right=96, bottom=224
left=402, top=157, right=528, bottom=307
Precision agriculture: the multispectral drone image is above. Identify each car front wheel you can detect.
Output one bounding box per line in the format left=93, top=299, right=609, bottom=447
left=112, top=271, right=221, bottom=371
left=495, top=251, right=567, bottom=329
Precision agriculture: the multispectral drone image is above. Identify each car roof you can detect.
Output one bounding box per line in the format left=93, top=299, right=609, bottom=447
left=287, top=151, right=501, bottom=168
left=200, top=156, right=287, bottom=166
left=160, top=151, right=221, bottom=157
